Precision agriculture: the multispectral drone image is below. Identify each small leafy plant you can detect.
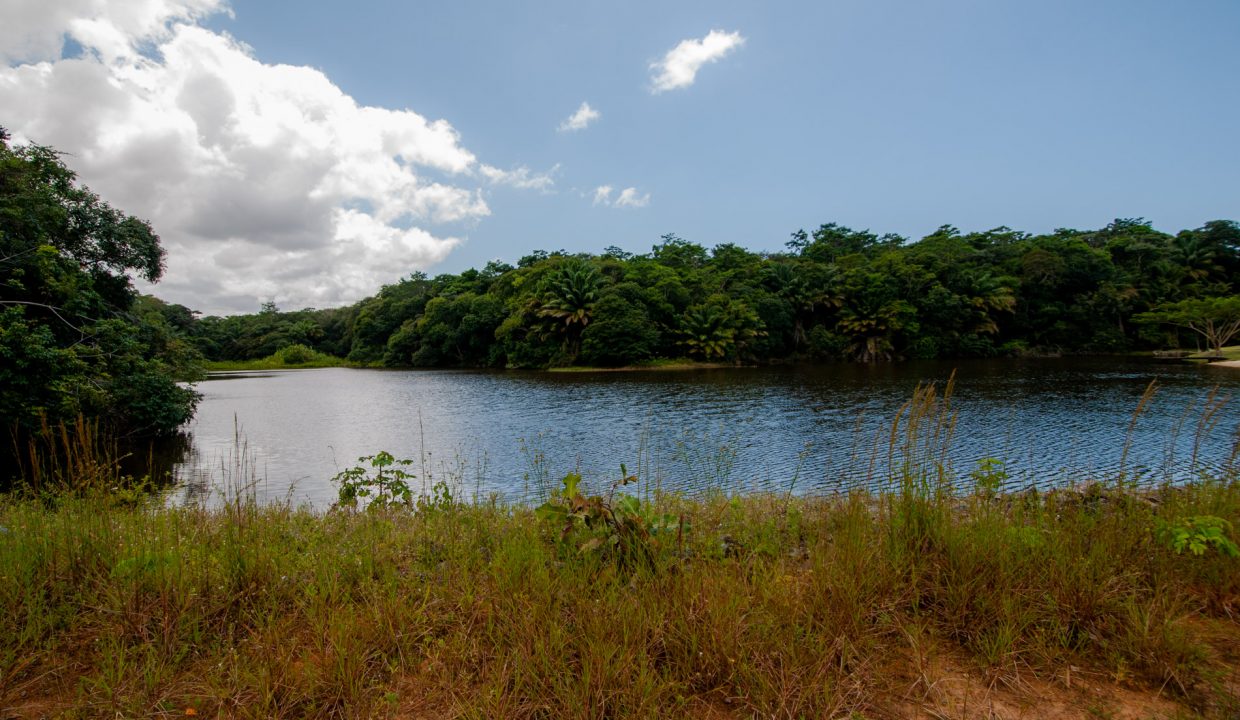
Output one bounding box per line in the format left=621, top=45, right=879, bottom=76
left=970, top=457, right=1008, bottom=498
left=417, top=480, right=455, bottom=513
left=1155, top=515, right=1240, bottom=558
left=535, top=465, right=683, bottom=571
left=333, top=451, right=416, bottom=509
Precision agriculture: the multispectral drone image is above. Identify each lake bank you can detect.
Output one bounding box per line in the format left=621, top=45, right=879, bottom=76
left=3, top=475, right=1237, bottom=718
left=547, top=360, right=740, bottom=372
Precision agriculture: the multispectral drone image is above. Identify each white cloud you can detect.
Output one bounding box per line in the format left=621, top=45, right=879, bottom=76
left=650, top=29, right=745, bottom=94
left=557, top=101, right=599, bottom=132
left=592, top=184, right=648, bottom=209
left=614, top=187, right=650, bottom=208
left=480, top=163, right=558, bottom=192
left=0, top=0, right=532, bottom=314
left=0, top=0, right=227, bottom=64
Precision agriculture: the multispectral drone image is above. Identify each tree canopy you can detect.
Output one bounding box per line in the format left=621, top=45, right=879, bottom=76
left=186, top=217, right=1240, bottom=369
left=0, top=129, right=201, bottom=437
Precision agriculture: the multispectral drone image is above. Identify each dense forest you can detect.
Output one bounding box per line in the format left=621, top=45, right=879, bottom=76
left=187, top=219, right=1240, bottom=369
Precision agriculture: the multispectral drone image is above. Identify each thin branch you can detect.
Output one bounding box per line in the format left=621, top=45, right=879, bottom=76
left=0, top=300, right=98, bottom=336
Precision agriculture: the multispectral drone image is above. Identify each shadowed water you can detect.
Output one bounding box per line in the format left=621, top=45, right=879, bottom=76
left=170, top=358, right=1240, bottom=507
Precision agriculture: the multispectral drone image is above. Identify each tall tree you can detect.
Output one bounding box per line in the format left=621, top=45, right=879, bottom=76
left=0, top=129, right=200, bottom=436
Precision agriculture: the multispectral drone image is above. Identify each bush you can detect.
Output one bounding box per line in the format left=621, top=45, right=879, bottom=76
left=276, top=343, right=317, bottom=365
left=579, top=294, right=659, bottom=367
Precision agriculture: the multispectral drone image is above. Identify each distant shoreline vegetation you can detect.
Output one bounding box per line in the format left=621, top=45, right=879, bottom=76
left=183, top=220, right=1240, bottom=372
left=203, top=343, right=352, bottom=371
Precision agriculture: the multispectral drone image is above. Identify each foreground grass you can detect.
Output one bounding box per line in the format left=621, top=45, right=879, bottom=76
left=2, top=477, right=1239, bottom=719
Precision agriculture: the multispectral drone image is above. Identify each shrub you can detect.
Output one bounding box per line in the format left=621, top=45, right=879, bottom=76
left=276, top=343, right=317, bottom=365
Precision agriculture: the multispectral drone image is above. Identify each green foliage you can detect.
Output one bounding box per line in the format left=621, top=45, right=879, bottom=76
left=0, top=130, right=201, bottom=437
left=408, top=292, right=504, bottom=367
left=970, top=457, right=1009, bottom=497
left=1135, top=296, right=1240, bottom=355
left=204, top=344, right=347, bottom=371
left=332, top=451, right=457, bottom=513
left=677, top=296, right=764, bottom=362
left=1155, top=515, right=1240, bottom=558
left=333, top=451, right=416, bottom=509
left=172, top=212, right=1238, bottom=370
left=579, top=293, right=658, bottom=366
left=275, top=343, right=316, bottom=365
left=535, top=468, right=681, bottom=571
left=534, top=260, right=602, bottom=362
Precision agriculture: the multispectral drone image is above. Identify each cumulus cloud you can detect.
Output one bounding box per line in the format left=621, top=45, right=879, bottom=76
left=0, top=0, right=227, bottom=63
left=557, top=101, right=599, bottom=132
left=650, top=29, right=745, bottom=94
left=0, top=0, right=542, bottom=314
left=592, top=185, right=649, bottom=209
left=480, top=163, right=558, bottom=192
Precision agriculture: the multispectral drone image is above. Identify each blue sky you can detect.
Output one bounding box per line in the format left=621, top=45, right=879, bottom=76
left=2, top=0, right=1238, bottom=312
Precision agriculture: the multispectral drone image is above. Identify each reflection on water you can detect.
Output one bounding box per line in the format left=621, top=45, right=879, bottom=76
left=170, top=358, right=1240, bottom=508
left=119, top=432, right=192, bottom=486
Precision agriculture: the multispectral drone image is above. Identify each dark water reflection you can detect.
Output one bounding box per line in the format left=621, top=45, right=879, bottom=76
left=170, top=358, right=1240, bottom=507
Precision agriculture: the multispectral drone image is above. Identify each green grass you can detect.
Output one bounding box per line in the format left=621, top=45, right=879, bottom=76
left=1187, top=345, right=1240, bottom=361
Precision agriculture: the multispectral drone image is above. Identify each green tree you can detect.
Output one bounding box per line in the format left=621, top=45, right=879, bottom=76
left=677, top=296, right=764, bottom=362
left=1135, top=297, right=1240, bottom=356
left=0, top=129, right=200, bottom=436
left=382, top=292, right=506, bottom=367
left=579, top=294, right=659, bottom=366
left=536, top=261, right=601, bottom=360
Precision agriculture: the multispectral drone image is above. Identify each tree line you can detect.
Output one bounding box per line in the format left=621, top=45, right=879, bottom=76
left=189, top=220, right=1240, bottom=369
left=4, top=129, right=1238, bottom=441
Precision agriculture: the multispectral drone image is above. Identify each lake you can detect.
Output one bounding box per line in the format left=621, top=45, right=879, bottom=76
left=169, top=358, right=1240, bottom=507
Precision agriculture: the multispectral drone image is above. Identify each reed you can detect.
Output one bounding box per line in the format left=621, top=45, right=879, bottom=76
left=6, top=415, right=126, bottom=495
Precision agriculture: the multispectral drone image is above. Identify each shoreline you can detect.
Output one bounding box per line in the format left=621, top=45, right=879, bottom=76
left=546, top=361, right=741, bottom=373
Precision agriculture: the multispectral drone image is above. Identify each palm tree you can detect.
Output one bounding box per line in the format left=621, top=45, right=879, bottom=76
left=678, top=299, right=765, bottom=362
left=765, top=261, right=841, bottom=348
left=678, top=304, right=733, bottom=360
left=537, top=262, right=601, bottom=357
left=837, top=300, right=914, bottom=362
left=1172, top=233, right=1220, bottom=284
left=957, top=270, right=1016, bottom=335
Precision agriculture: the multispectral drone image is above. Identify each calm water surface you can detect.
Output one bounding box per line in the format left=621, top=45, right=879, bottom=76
left=171, top=358, right=1240, bottom=507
